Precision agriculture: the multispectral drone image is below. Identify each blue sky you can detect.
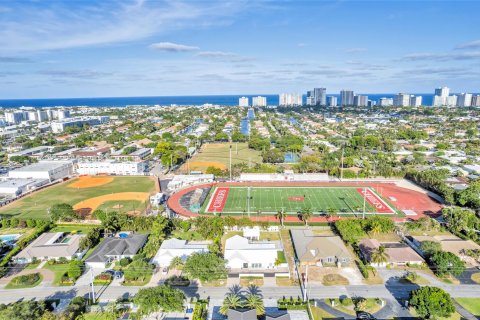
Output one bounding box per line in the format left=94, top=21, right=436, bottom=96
left=0, top=0, right=479, bottom=98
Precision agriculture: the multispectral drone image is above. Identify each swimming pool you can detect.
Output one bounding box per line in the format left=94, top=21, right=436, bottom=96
left=0, top=234, right=21, bottom=242
left=118, top=233, right=129, bottom=238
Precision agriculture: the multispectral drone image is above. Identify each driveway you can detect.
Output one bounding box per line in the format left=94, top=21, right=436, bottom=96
left=457, top=268, right=480, bottom=285
left=307, top=266, right=363, bottom=285
left=376, top=267, right=444, bottom=286
left=0, top=268, right=55, bottom=287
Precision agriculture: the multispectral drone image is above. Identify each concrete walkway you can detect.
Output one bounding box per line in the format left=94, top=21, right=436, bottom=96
left=454, top=301, right=479, bottom=320
left=36, top=260, right=47, bottom=269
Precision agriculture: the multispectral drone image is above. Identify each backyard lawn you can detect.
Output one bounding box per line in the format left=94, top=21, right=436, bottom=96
left=455, top=298, right=480, bottom=316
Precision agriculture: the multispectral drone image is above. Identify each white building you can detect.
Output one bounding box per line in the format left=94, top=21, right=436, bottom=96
left=378, top=97, right=393, bottom=106
left=252, top=96, right=267, bottom=107
left=37, top=110, right=49, bottom=122
left=354, top=95, right=368, bottom=107
left=0, top=178, right=49, bottom=196
left=410, top=95, right=422, bottom=107
left=327, top=96, right=337, bottom=107
left=5, top=111, right=25, bottom=124
left=76, top=161, right=146, bottom=176
left=57, top=110, right=71, bottom=120
left=472, top=95, right=480, bottom=107
left=224, top=235, right=281, bottom=269
left=446, top=95, right=457, bottom=107
left=435, top=86, right=450, bottom=97
left=239, top=97, right=249, bottom=107
left=457, top=93, right=472, bottom=107
left=279, top=93, right=302, bottom=106
left=8, top=161, right=74, bottom=181
left=433, top=95, right=445, bottom=107
left=51, top=116, right=109, bottom=133
left=151, top=238, right=210, bottom=267
left=394, top=93, right=410, bottom=107
left=166, top=174, right=214, bottom=192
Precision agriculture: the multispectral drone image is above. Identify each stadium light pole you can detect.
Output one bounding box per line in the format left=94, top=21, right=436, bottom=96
left=340, top=147, right=344, bottom=181
left=229, top=144, right=232, bottom=181
left=362, top=187, right=366, bottom=219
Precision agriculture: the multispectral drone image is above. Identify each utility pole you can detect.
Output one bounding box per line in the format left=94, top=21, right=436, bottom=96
left=170, top=153, right=173, bottom=171
left=303, top=264, right=309, bottom=302
left=247, top=186, right=251, bottom=217
left=340, top=147, right=344, bottom=181
left=90, top=267, right=96, bottom=303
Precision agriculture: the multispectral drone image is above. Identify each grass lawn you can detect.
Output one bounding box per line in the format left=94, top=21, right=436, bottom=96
left=471, top=272, right=480, bottom=284
left=280, top=229, right=295, bottom=278
left=240, top=276, right=264, bottom=287
left=51, top=224, right=99, bottom=234
left=455, top=298, right=480, bottom=316
left=5, top=273, right=43, bottom=289
left=83, top=313, right=113, bottom=320
left=310, top=305, right=342, bottom=320
left=43, top=263, right=72, bottom=286
left=260, top=231, right=280, bottom=241
left=171, top=230, right=204, bottom=241
left=362, top=269, right=384, bottom=285
left=276, top=276, right=293, bottom=286
left=327, top=298, right=383, bottom=316
left=409, top=308, right=463, bottom=320
left=123, top=274, right=152, bottom=286
left=203, top=186, right=398, bottom=215
left=201, top=278, right=227, bottom=287
left=97, top=200, right=145, bottom=214
left=322, top=274, right=349, bottom=286
left=399, top=274, right=430, bottom=285
left=0, top=228, right=33, bottom=235
left=0, top=176, right=155, bottom=219
left=180, top=143, right=262, bottom=173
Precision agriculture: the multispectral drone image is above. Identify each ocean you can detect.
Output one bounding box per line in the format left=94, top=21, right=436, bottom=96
left=0, top=94, right=437, bottom=108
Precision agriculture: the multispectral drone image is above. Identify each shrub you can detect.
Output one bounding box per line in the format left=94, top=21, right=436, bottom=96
left=10, top=273, right=41, bottom=286
left=119, top=257, right=131, bottom=267
left=340, top=297, right=353, bottom=306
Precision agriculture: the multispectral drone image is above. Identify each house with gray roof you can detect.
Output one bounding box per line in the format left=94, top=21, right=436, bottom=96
left=15, top=232, right=84, bottom=263
left=228, top=309, right=257, bottom=320
left=85, top=234, right=148, bottom=268
left=290, top=229, right=351, bottom=267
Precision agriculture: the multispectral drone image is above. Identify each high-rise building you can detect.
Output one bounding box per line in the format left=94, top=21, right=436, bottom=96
left=457, top=93, right=472, bottom=107
left=432, top=95, right=445, bottom=107
left=27, top=111, right=38, bottom=122
left=340, top=90, right=354, bottom=106
left=378, top=98, right=393, bottom=106
left=5, top=111, right=25, bottom=124
left=472, top=95, right=480, bottom=107
left=37, top=110, right=49, bottom=122
left=239, top=97, right=249, bottom=107
left=368, top=100, right=377, bottom=107
left=446, top=95, right=457, bottom=107
left=57, top=110, right=70, bottom=120
left=306, top=91, right=315, bottom=106
left=394, top=93, right=410, bottom=107
left=314, top=88, right=327, bottom=106
left=410, top=95, right=423, bottom=107
left=354, top=95, right=368, bottom=107
left=252, top=96, right=267, bottom=107
left=327, top=96, right=337, bottom=107
left=279, top=93, right=302, bottom=106
left=435, top=86, right=450, bottom=97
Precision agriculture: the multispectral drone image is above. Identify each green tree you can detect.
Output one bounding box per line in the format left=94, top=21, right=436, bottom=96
left=124, top=258, right=154, bottom=282
left=409, top=287, right=455, bottom=319
left=300, top=207, right=313, bottom=226
left=420, top=241, right=441, bottom=257
left=220, top=294, right=243, bottom=315
left=0, top=300, right=47, bottom=320
left=244, top=294, right=265, bottom=316
left=183, top=252, right=227, bottom=282
left=134, top=285, right=185, bottom=315
left=49, top=203, right=77, bottom=222
left=429, top=251, right=465, bottom=277
left=275, top=209, right=286, bottom=227
left=67, top=260, right=84, bottom=280
left=371, top=245, right=389, bottom=265
left=169, top=256, right=184, bottom=270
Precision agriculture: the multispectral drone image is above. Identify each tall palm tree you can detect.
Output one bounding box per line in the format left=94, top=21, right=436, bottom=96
left=244, top=294, right=265, bottom=316
left=220, top=294, right=243, bottom=315
left=275, top=209, right=286, bottom=227
left=301, top=207, right=313, bottom=226
left=371, top=245, right=390, bottom=265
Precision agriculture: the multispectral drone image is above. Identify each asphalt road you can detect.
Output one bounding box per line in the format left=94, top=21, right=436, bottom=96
left=0, top=283, right=479, bottom=304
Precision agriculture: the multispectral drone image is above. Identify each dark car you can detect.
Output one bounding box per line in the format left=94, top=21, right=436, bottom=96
left=356, top=312, right=376, bottom=320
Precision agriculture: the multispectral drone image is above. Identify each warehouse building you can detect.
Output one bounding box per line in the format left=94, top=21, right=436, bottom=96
left=8, top=161, right=74, bottom=181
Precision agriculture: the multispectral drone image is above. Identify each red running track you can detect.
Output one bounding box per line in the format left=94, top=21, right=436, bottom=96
left=167, top=181, right=443, bottom=223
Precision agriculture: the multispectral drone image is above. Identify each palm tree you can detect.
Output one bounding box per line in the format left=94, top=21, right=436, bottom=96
left=275, top=209, right=286, bottom=227
left=371, top=245, right=390, bottom=265
left=300, top=207, right=313, bottom=226
left=244, top=294, right=265, bottom=316
left=220, top=294, right=243, bottom=315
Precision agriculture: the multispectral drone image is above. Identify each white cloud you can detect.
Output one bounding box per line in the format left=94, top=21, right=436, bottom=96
left=149, top=42, right=199, bottom=52
left=0, top=0, right=244, bottom=53
left=455, top=39, right=480, bottom=50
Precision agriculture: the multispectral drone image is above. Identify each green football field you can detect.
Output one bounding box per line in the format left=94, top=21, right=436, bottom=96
left=203, top=186, right=396, bottom=215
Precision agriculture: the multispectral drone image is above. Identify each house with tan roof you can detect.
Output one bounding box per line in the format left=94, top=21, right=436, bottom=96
left=15, top=232, right=84, bottom=263
left=359, top=238, right=424, bottom=267
left=290, top=229, right=351, bottom=267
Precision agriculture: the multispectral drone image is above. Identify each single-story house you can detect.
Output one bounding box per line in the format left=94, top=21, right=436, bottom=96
left=290, top=229, right=351, bottom=267
left=85, top=234, right=148, bottom=269
left=15, top=232, right=84, bottom=263
left=151, top=238, right=210, bottom=267
left=243, top=226, right=260, bottom=240
left=359, top=239, right=424, bottom=267
left=412, top=234, right=480, bottom=266
left=224, top=235, right=281, bottom=269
